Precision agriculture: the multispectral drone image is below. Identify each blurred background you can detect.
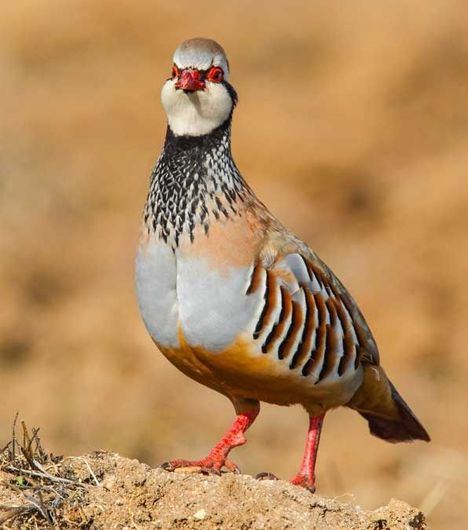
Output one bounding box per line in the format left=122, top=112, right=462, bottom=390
left=1, top=1, right=467, bottom=527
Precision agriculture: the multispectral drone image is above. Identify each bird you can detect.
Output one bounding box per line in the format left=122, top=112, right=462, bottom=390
left=135, top=37, right=430, bottom=492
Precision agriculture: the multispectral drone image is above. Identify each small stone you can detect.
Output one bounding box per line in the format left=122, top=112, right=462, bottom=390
left=193, top=509, right=207, bottom=520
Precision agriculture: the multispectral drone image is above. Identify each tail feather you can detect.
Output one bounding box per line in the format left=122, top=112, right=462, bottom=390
left=348, top=366, right=430, bottom=443
left=360, top=381, right=430, bottom=443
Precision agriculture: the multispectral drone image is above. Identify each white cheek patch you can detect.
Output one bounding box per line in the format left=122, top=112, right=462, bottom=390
left=161, top=81, right=232, bottom=137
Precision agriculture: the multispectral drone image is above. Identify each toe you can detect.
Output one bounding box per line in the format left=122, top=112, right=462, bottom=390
left=159, top=459, right=203, bottom=472
left=159, top=457, right=240, bottom=475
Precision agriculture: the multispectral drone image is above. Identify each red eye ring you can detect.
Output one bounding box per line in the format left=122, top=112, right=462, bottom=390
left=207, top=66, right=224, bottom=83
left=171, top=64, right=179, bottom=79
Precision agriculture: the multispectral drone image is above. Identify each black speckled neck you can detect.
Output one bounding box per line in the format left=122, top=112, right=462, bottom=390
left=143, top=116, right=252, bottom=249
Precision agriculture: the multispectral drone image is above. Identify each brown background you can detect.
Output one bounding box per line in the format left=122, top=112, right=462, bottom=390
left=1, top=1, right=467, bottom=528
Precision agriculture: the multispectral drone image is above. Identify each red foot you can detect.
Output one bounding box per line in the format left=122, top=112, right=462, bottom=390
left=290, top=473, right=316, bottom=492
left=160, top=408, right=258, bottom=477
left=161, top=456, right=240, bottom=474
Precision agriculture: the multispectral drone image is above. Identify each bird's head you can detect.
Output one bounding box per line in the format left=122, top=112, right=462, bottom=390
left=161, top=38, right=237, bottom=137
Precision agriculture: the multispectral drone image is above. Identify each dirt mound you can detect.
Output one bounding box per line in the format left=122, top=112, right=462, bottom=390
left=0, top=442, right=427, bottom=529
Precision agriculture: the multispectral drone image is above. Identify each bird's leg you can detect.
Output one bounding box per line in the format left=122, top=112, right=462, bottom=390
left=290, top=414, right=325, bottom=492
left=162, top=402, right=259, bottom=475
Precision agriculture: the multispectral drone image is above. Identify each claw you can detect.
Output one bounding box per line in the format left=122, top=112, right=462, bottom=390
left=224, top=459, right=241, bottom=474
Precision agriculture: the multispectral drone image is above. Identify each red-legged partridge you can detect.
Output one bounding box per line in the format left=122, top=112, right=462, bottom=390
left=135, top=38, right=430, bottom=491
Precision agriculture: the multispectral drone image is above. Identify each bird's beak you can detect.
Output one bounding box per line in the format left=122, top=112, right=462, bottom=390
left=175, top=69, right=205, bottom=92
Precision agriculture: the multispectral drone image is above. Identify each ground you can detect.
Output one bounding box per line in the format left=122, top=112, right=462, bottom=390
left=0, top=427, right=427, bottom=529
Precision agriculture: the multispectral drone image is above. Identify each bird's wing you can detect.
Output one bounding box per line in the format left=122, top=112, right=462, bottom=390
left=248, top=225, right=380, bottom=382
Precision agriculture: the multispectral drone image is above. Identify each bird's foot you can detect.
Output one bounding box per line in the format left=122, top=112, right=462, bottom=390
left=160, top=456, right=240, bottom=475
left=255, top=471, right=279, bottom=481
left=290, top=473, right=316, bottom=493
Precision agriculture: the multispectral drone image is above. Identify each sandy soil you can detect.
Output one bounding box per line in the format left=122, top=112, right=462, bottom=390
left=1, top=1, right=467, bottom=528
left=0, top=451, right=427, bottom=529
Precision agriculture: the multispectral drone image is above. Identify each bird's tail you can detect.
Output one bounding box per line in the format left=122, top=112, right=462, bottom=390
left=347, top=365, right=430, bottom=443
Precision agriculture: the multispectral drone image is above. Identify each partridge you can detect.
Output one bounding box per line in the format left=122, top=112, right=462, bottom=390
left=135, top=38, right=430, bottom=491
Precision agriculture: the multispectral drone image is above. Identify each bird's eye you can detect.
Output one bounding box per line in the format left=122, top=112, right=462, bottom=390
left=207, top=66, right=224, bottom=83
left=171, top=65, right=179, bottom=79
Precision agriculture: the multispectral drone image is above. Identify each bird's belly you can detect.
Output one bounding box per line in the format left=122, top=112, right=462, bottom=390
left=160, top=333, right=362, bottom=410
left=175, top=254, right=262, bottom=352
left=135, top=240, right=263, bottom=351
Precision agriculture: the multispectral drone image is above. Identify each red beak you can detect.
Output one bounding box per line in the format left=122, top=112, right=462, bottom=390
left=175, top=69, right=205, bottom=92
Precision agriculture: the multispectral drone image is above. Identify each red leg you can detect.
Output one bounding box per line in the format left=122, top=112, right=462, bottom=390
left=290, top=414, right=325, bottom=492
left=162, top=405, right=259, bottom=474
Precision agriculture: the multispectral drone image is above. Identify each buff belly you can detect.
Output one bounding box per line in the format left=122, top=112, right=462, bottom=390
left=159, top=332, right=362, bottom=414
